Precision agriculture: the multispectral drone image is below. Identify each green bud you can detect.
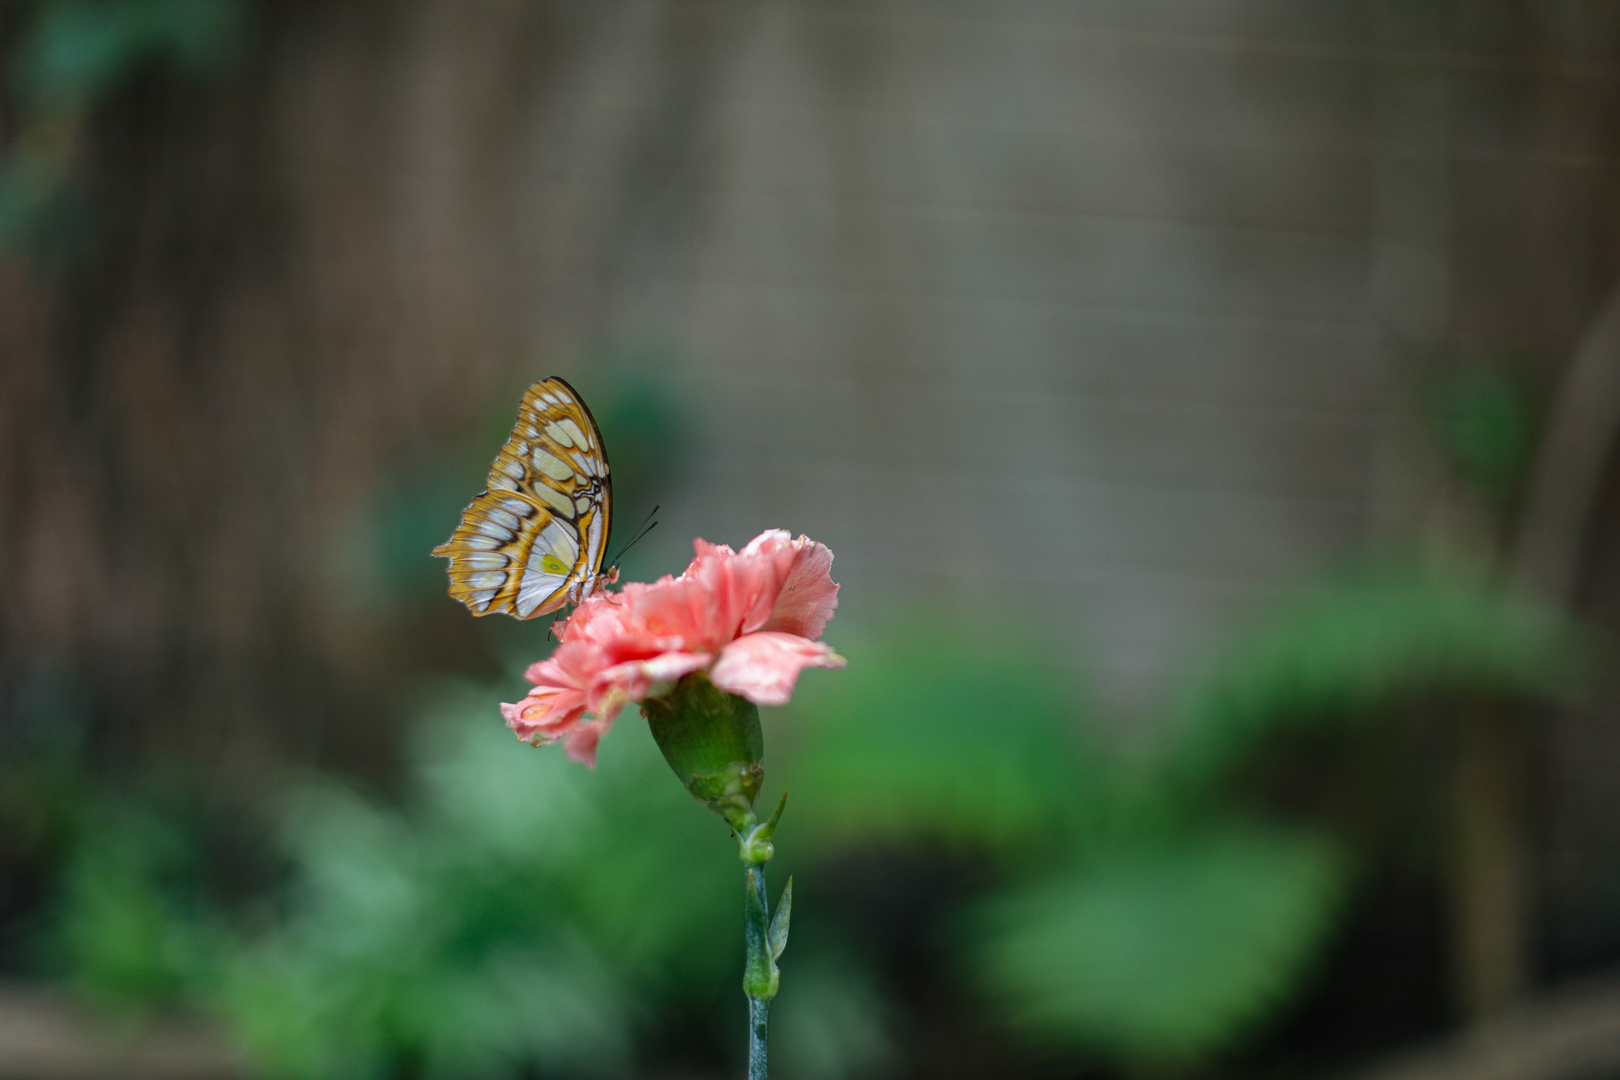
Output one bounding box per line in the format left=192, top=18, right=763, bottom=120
left=642, top=672, right=765, bottom=831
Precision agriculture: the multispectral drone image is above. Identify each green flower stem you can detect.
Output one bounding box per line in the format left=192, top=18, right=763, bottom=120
left=746, top=864, right=771, bottom=1080
left=737, top=796, right=790, bottom=1080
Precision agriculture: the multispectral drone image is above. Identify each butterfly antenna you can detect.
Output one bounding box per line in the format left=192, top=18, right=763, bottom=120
left=610, top=504, right=660, bottom=567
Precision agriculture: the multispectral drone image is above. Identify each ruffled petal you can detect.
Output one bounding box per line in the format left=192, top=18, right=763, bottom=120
left=563, top=719, right=609, bottom=767
left=591, top=651, right=711, bottom=711
left=738, top=529, right=793, bottom=558
left=710, top=631, right=846, bottom=706
left=664, top=532, right=795, bottom=642
left=762, top=538, right=839, bottom=640
left=499, top=529, right=842, bottom=768
left=733, top=530, right=800, bottom=634
left=501, top=685, right=588, bottom=745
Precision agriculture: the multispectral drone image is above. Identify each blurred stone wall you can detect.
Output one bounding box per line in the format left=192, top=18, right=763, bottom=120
left=348, top=0, right=1616, bottom=716
left=330, top=0, right=1399, bottom=712
left=3, top=1, right=1620, bottom=921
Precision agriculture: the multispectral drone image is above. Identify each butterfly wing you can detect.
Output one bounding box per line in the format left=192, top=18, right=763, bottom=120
left=432, top=377, right=612, bottom=618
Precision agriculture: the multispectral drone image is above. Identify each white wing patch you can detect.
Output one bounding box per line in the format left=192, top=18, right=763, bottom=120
left=515, top=518, right=580, bottom=617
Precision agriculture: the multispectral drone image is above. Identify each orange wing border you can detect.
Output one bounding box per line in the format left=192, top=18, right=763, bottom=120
left=430, top=377, right=613, bottom=619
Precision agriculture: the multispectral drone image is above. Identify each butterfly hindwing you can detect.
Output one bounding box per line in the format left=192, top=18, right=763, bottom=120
left=432, top=377, right=612, bottom=618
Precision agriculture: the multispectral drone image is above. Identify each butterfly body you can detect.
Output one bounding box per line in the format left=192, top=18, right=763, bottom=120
left=432, top=377, right=614, bottom=618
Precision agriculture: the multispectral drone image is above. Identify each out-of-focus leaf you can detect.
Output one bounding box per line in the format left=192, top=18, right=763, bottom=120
left=965, top=822, right=1349, bottom=1065
left=777, top=611, right=1097, bottom=853
left=221, top=686, right=738, bottom=1080
left=50, top=799, right=218, bottom=1010
left=23, top=0, right=249, bottom=107
left=1429, top=360, right=1535, bottom=503
left=1163, top=569, right=1582, bottom=792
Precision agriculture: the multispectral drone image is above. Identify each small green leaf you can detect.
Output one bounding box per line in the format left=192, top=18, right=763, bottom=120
left=768, top=877, right=793, bottom=962
left=755, top=792, right=788, bottom=844
left=743, top=868, right=780, bottom=1001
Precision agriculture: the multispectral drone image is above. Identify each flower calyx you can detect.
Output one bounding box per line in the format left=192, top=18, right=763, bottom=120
left=642, top=671, right=766, bottom=830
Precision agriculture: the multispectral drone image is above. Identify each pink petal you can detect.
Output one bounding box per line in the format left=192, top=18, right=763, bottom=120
left=710, top=631, right=846, bottom=707
left=591, top=651, right=711, bottom=709
left=564, top=720, right=609, bottom=767
left=739, top=529, right=793, bottom=558
left=691, top=538, right=737, bottom=562
left=762, top=538, right=839, bottom=640
left=733, top=531, right=800, bottom=634
left=633, top=561, right=752, bottom=653
left=501, top=685, right=588, bottom=744
left=660, top=533, right=796, bottom=643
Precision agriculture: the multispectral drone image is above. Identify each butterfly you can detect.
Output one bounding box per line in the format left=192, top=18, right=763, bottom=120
left=432, top=377, right=617, bottom=619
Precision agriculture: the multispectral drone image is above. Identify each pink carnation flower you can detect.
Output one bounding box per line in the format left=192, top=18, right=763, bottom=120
left=501, top=530, right=844, bottom=766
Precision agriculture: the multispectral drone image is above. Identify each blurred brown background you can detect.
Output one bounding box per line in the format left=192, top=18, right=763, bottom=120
left=4, top=2, right=1620, bottom=1078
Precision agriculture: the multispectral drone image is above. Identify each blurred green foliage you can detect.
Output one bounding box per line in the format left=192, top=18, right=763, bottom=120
left=50, top=791, right=222, bottom=1010
left=1163, top=566, right=1581, bottom=795
left=19, top=0, right=246, bottom=107
left=777, top=613, right=1098, bottom=854
left=767, top=947, right=898, bottom=1080
left=217, top=684, right=736, bottom=1080
left=37, top=562, right=1583, bottom=1077
left=779, top=567, right=1580, bottom=1069
left=45, top=679, right=897, bottom=1080
left=968, top=823, right=1346, bottom=1062
left=781, top=613, right=1354, bottom=1067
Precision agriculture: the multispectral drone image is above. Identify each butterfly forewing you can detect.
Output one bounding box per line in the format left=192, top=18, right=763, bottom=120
left=432, top=377, right=612, bottom=618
